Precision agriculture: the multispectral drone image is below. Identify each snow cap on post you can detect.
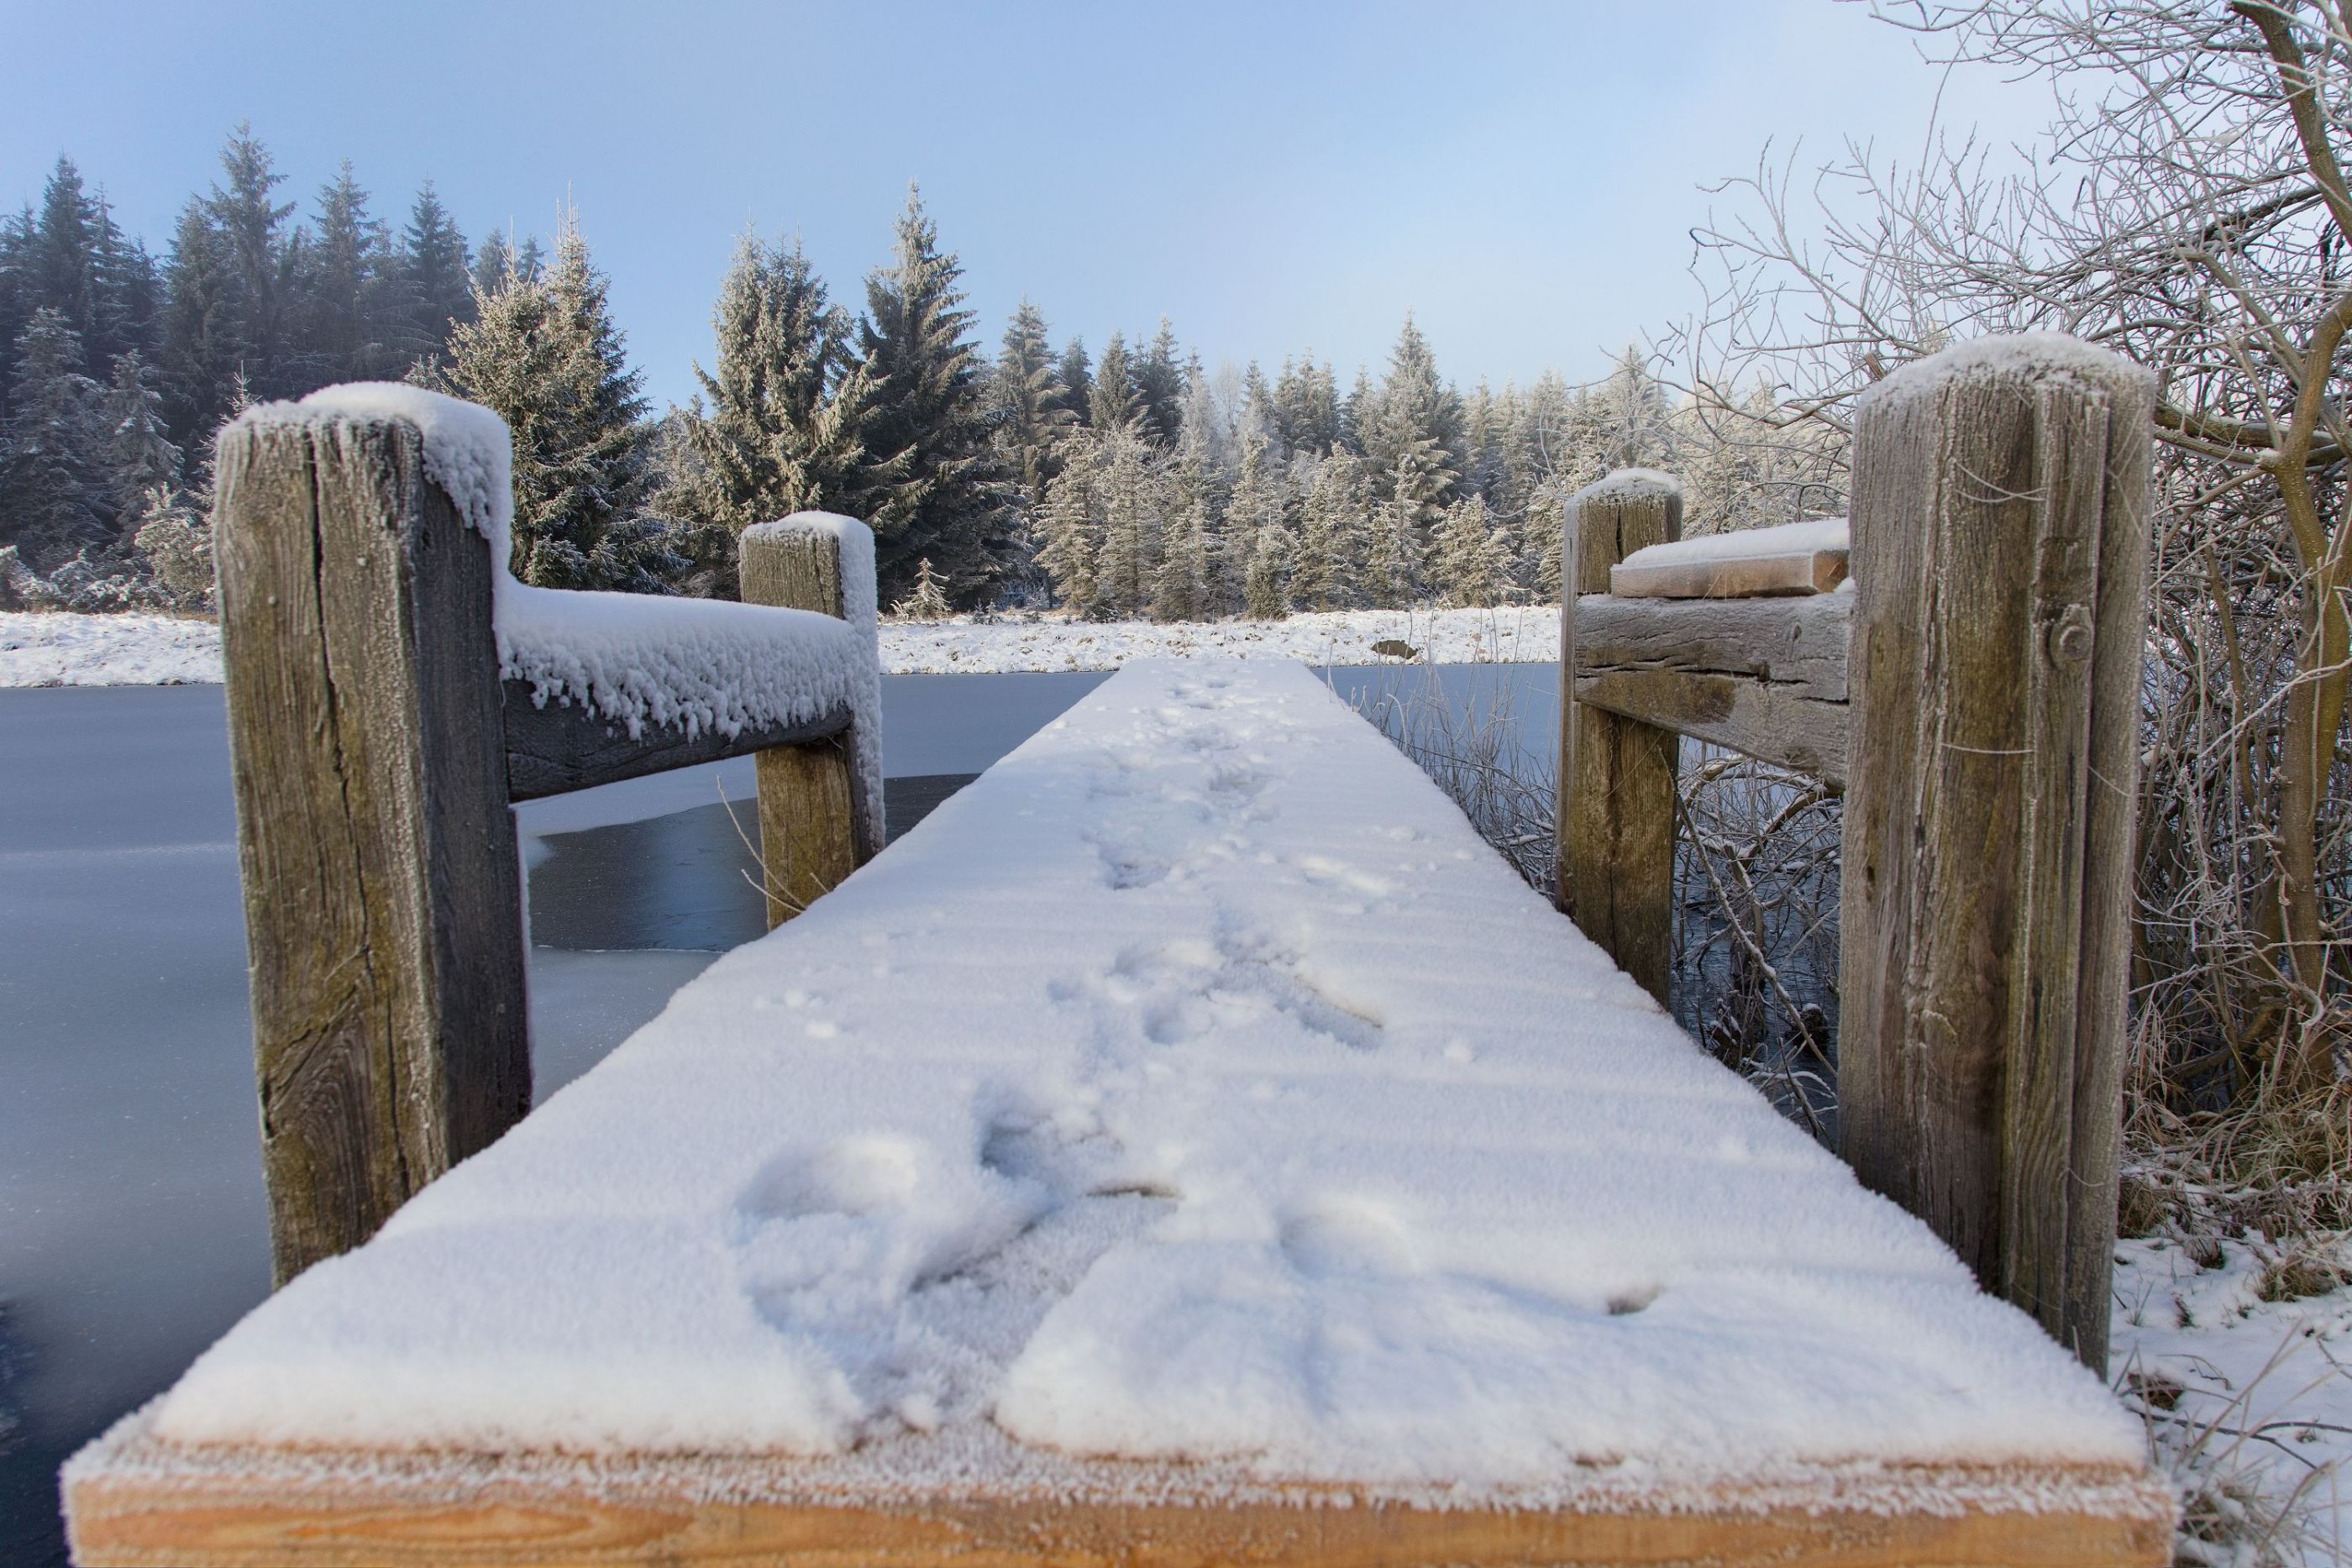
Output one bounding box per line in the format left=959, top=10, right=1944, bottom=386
left=236, top=383, right=517, bottom=573
left=1569, top=467, right=1683, bottom=511
left=1856, top=332, right=2155, bottom=422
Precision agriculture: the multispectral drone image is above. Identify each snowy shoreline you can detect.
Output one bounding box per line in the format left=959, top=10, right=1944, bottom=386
left=1, top=606, right=1563, bottom=688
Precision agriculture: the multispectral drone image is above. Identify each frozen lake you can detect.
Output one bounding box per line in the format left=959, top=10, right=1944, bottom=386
left=0, top=662, right=1555, bottom=1563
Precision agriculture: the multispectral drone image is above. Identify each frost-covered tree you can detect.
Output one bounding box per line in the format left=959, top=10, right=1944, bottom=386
left=433, top=207, right=680, bottom=591
left=1133, top=317, right=1186, bottom=448
left=1052, top=337, right=1092, bottom=428
left=157, top=197, right=243, bottom=449
left=856, top=187, right=1007, bottom=606
left=396, top=181, right=473, bottom=363
left=1, top=308, right=108, bottom=563
left=1034, top=444, right=1100, bottom=611
left=1088, top=331, right=1140, bottom=432
left=207, top=125, right=302, bottom=401
left=1273, top=353, right=1341, bottom=456
left=98, top=349, right=181, bottom=531
left=1432, top=492, right=1512, bottom=607
left=893, top=555, right=952, bottom=620
left=990, top=298, right=1070, bottom=500
left=300, top=163, right=399, bottom=386
left=1151, top=485, right=1210, bottom=621
left=1243, top=509, right=1294, bottom=620
left=679, top=233, right=890, bottom=559
left=1227, top=401, right=1289, bottom=617
left=1291, top=449, right=1367, bottom=611
left=1089, top=424, right=1159, bottom=615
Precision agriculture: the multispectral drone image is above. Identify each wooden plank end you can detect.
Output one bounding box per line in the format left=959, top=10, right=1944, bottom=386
left=1611, top=548, right=1849, bottom=600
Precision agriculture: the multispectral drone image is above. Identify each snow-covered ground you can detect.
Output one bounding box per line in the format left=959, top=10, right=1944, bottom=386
left=1, top=611, right=223, bottom=687
left=2113, top=1235, right=2352, bottom=1565
left=1, top=605, right=1561, bottom=688
left=84, top=660, right=2150, bottom=1521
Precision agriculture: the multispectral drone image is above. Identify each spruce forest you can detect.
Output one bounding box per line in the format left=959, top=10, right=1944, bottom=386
left=0, top=128, right=1830, bottom=618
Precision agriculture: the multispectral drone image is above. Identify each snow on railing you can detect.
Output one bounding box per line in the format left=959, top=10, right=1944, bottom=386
left=1555, top=334, right=2155, bottom=1373
left=213, top=385, right=880, bottom=1282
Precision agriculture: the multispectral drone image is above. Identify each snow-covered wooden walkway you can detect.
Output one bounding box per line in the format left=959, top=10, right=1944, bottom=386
left=69, top=658, right=2170, bottom=1565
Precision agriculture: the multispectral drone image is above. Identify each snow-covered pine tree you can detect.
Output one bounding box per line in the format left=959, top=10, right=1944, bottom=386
left=1053, top=337, right=1092, bottom=428
left=1243, top=507, right=1294, bottom=620
left=1504, top=370, right=1573, bottom=592
left=1088, top=331, right=1141, bottom=432
left=1133, top=318, right=1186, bottom=448
left=1462, top=378, right=1509, bottom=501
left=1291, top=449, right=1366, bottom=611
left=1352, top=316, right=1466, bottom=605
left=99, top=349, right=181, bottom=532
left=2, top=161, right=155, bottom=432
left=157, top=197, right=243, bottom=449
left=855, top=187, right=1007, bottom=607
left=1033, top=435, right=1100, bottom=611
left=433, top=207, right=680, bottom=591
left=1175, top=369, right=1242, bottom=614
left=1273, top=353, right=1341, bottom=456
left=1339, top=364, right=1376, bottom=455
left=990, top=298, right=1069, bottom=501
left=396, top=181, right=473, bottom=364
left=1091, top=424, right=1158, bottom=617
left=1, top=308, right=109, bottom=564
left=206, top=125, right=301, bottom=401
left=894, top=555, right=952, bottom=620
left=1227, top=399, right=1290, bottom=618
left=1433, top=493, right=1512, bottom=607
left=1150, top=484, right=1209, bottom=621
left=301, top=163, right=399, bottom=386
left=680, top=233, right=890, bottom=559
left=1367, top=436, right=1447, bottom=607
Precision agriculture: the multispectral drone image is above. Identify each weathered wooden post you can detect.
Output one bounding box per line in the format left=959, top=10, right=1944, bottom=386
left=1840, top=336, right=2153, bottom=1371
left=739, top=517, right=881, bottom=926
left=1557, top=469, right=1683, bottom=1005
left=215, top=406, right=530, bottom=1287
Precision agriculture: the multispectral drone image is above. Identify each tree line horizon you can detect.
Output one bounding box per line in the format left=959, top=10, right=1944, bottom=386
left=0, top=128, right=1822, bottom=617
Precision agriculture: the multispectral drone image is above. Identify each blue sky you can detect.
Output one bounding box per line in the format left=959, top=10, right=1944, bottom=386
left=4, top=2, right=2054, bottom=409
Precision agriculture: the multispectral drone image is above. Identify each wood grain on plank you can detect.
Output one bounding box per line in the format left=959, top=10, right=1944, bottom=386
left=67, top=1456, right=2172, bottom=1567
left=215, top=414, right=528, bottom=1287
left=1572, top=591, right=1851, bottom=701
left=1572, top=668, right=1849, bottom=788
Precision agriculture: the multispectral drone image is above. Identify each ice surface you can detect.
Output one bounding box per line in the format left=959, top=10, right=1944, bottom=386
left=1620, top=517, right=1850, bottom=569
left=141, top=658, right=2138, bottom=1492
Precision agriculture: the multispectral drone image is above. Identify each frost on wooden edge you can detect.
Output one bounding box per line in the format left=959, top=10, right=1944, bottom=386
left=235, top=387, right=882, bottom=764
left=1858, top=332, right=2157, bottom=415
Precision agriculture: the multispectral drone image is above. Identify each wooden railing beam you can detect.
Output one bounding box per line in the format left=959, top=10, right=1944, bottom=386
left=503, top=690, right=853, bottom=802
